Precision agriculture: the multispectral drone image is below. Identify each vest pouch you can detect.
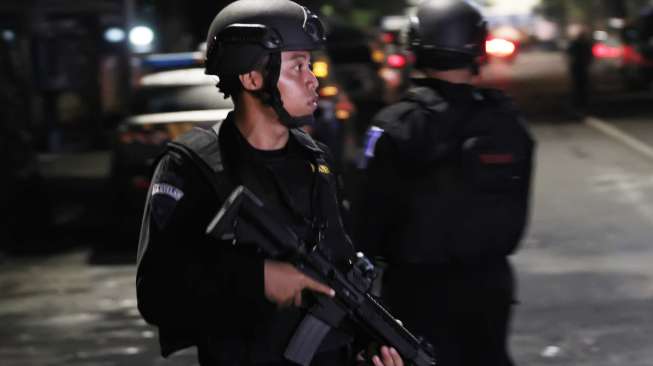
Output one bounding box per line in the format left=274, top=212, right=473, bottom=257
left=460, top=133, right=528, bottom=194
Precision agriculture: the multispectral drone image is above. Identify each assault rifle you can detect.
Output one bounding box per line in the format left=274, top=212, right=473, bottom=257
left=206, top=186, right=435, bottom=366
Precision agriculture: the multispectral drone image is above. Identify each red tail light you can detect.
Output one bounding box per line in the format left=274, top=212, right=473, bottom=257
left=592, top=43, right=622, bottom=59
left=387, top=54, right=407, bottom=68
left=621, top=45, right=652, bottom=65
left=381, top=32, right=395, bottom=44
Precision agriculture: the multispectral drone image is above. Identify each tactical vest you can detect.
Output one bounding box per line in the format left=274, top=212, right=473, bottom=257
left=364, top=85, right=534, bottom=263
left=167, top=121, right=352, bottom=262
left=153, top=120, right=355, bottom=362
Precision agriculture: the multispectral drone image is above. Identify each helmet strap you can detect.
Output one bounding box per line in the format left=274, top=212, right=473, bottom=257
left=260, top=52, right=315, bottom=129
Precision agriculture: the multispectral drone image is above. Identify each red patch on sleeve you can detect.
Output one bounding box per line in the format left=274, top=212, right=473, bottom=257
left=479, top=154, right=514, bottom=164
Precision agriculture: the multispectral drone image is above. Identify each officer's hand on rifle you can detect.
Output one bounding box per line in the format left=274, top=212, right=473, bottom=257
left=374, top=346, right=403, bottom=366
left=357, top=346, right=404, bottom=366
left=264, top=260, right=335, bottom=307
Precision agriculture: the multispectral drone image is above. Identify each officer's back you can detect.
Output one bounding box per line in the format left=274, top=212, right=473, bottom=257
left=354, top=1, right=534, bottom=365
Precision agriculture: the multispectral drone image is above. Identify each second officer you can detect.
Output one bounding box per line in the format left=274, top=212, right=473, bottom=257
left=355, top=1, right=535, bottom=365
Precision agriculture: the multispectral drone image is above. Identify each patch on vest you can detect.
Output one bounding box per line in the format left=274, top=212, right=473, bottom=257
left=364, top=126, right=384, bottom=159
left=357, top=126, right=384, bottom=169
left=150, top=184, right=183, bottom=230
left=152, top=183, right=184, bottom=201
left=310, top=163, right=331, bottom=175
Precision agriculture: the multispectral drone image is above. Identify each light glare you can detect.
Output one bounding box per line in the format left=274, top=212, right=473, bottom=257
left=104, top=27, right=125, bottom=43
left=486, top=38, right=516, bottom=57
left=2, top=30, right=15, bottom=42
left=129, top=26, right=154, bottom=46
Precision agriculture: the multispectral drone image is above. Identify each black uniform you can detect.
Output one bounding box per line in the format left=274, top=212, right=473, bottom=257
left=355, top=78, right=534, bottom=366
left=567, top=32, right=594, bottom=110
left=136, top=114, right=355, bottom=366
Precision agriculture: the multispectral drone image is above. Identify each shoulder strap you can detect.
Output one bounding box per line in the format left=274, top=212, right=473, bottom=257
left=290, top=127, right=323, bottom=154
left=166, top=121, right=234, bottom=202
left=289, top=127, right=332, bottom=171
left=289, top=127, right=335, bottom=245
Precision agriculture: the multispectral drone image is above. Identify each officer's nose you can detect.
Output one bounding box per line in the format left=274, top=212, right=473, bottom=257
left=307, top=69, right=318, bottom=91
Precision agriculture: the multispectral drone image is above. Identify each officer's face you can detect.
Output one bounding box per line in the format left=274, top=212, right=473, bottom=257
left=277, top=51, right=319, bottom=117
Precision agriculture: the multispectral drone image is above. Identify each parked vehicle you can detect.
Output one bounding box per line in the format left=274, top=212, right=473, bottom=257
left=109, top=67, right=233, bottom=241
left=591, top=9, right=653, bottom=91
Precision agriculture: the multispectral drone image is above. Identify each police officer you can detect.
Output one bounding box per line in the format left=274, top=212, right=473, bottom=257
left=566, top=27, right=593, bottom=115
left=355, top=1, right=534, bottom=365
left=135, top=1, right=403, bottom=365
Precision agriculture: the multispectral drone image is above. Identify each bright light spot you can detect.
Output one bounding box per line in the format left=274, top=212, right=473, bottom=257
left=2, top=30, right=15, bottom=42
left=592, top=43, right=623, bottom=59
left=381, top=15, right=408, bottom=31
left=140, top=68, right=215, bottom=86
left=319, top=85, right=338, bottom=97
left=379, top=67, right=402, bottom=88
left=104, top=27, right=125, bottom=43
left=608, top=18, right=625, bottom=29
left=312, top=61, right=329, bottom=78
left=387, top=54, right=407, bottom=68
left=335, top=109, right=350, bottom=120
left=372, top=49, right=385, bottom=63
left=593, top=31, right=609, bottom=42
left=486, top=38, right=516, bottom=58
left=122, top=347, right=141, bottom=355
left=483, top=0, right=540, bottom=16
left=129, top=26, right=154, bottom=46
left=541, top=345, right=561, bottom=358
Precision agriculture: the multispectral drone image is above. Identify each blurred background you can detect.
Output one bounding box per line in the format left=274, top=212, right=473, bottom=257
left=2, top=0, right=653, bottom=365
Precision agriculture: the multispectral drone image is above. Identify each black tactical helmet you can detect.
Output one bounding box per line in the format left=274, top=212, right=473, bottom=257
left=408, top=0, right=487, bottom=71
left=204, top=0, right=325, bottom=127
left=205, top=0, right=325, bottom=78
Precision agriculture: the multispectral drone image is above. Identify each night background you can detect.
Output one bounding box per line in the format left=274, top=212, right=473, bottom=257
left=2, top=0, right=653, bottom=365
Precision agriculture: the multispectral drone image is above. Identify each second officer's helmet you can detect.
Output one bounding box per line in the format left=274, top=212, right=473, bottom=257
left=408, top=0, right=487, bottom=71
left=204, top=0, right=325, bottom=98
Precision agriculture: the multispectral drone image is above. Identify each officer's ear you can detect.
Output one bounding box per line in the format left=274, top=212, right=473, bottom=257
left=239, top=70, right=265, bottom=91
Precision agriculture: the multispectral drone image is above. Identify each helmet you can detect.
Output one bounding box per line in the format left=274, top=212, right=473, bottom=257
left=204, top=0, right=325, bottom=126
left=205, top=0, right=324, bottom=79
left=408, top=0, right=487, bottom=70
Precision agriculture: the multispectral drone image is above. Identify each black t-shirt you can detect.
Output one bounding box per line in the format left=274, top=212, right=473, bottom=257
left=235, top=131, right=317, bottom=244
